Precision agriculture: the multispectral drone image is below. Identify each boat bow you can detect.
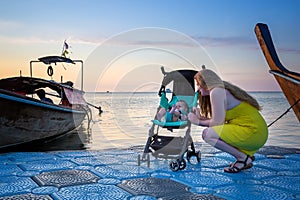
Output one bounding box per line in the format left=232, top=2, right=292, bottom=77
left=255, top=23, right=300, bottom=122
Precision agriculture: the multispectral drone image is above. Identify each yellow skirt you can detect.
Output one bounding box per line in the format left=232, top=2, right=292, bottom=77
left=213, top=102, right=268, bottom=156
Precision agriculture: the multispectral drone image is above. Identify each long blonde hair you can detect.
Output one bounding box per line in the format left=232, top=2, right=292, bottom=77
left=195, top=69, right=261, bottom=117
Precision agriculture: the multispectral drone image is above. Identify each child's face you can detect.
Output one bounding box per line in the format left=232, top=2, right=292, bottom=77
left=176, top=102, right=186, bottom=111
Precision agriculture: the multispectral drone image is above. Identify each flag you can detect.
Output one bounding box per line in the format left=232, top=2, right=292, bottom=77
left=61, top=40, right=70, bottom=58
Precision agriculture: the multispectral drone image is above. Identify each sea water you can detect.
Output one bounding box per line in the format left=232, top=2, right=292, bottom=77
left=82, top=91, right=299, bottom=150
left=4, top=91, right=299, bottom=152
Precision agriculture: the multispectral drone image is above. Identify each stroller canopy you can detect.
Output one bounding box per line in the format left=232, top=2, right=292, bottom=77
left=159, top=68, right=198, bottom=97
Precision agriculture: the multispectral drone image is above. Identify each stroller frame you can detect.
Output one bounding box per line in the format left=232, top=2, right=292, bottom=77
left=138, top=67, right=201, bottom=171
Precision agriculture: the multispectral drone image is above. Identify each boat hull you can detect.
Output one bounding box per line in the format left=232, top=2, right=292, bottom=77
left=269, top=71, right=300, bottom=121
left=255, top=23, right=300, bottom=122
left=0, top=92, right=87, bottom=148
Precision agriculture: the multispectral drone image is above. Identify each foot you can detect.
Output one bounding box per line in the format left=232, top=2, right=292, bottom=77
left=229, top=156, right=255, bottom=168
left=156, top=114, right=162, bottom=121
left=224, top=155, right=254, bottom=173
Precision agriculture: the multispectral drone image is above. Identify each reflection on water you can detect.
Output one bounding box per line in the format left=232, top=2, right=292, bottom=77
left=0, top=124, right=92, bottom=153
left=1, top=92, right=299, bottom=153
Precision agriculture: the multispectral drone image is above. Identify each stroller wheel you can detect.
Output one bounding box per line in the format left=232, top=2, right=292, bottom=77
left=178, top=159, right=186, bottom=170
left=169, top=159, right=186, bottom=171
left=186, top=150, right=193, bottom=162
left=186, top=150, right=201, bottom=163
left=169, top=160, right=180, bottom=172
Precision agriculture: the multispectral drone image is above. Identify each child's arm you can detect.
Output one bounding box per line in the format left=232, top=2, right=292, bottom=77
left=169, top=105, right=176, bottom=114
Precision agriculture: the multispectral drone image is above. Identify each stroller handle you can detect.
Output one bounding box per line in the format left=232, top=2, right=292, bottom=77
left=161, top=66, right=167, bottom=75
left=159, top=66, right=168, bottom=97
left=158, top=85, right=165, bottom=97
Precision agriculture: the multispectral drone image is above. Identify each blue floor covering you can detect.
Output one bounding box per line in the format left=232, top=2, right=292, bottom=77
left=0, top=145, right=299, bottom=200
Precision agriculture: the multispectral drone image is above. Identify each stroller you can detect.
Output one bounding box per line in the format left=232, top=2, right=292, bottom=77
left=138, top=67, right=201, bottom=171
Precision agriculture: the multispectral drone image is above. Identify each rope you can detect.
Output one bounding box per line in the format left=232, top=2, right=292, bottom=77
left=267, top=98, right=300, bottom=127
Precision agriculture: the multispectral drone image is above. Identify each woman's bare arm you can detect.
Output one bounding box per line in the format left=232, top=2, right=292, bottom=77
left=191, top=88, right=226, bottom=127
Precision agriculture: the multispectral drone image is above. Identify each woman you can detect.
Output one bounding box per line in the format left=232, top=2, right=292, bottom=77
left=188, top=69, right=268, bottom=173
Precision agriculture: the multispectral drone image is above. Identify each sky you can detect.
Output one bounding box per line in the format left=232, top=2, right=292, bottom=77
left=0, top=0, right=299, bottom=92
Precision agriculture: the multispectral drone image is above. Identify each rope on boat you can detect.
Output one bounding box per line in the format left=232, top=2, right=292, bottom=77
left=267, top=98, right=300, bottom=127
left=86, top=102, right=103, bottom=114
left=83, top=105, right=93, bottom=130
left=84, top=101, right=103, bottom=130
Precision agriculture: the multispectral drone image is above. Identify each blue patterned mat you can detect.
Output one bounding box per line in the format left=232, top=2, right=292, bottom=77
left=0, top=145, right=299, bottom=200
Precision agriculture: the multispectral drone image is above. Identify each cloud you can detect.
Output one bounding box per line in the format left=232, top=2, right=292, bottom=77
left=0, top=20, right=21, bottom=30
left=192, top=35, right=300, bottom=55
left=0, top=26, right=299, bottom=55
left=277, top=47, right=300, bottom=54
left=191, top=35, right=254, bottom=47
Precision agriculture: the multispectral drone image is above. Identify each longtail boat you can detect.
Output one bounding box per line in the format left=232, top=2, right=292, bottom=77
left=255, top=23, right=300, bottom=122
left=0, top=55, right=93, bottom=149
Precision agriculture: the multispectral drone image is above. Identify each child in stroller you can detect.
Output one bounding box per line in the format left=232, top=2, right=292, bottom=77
left=138, top=66, right=201, bottom=171
left=156, top=100, right=189, bottom=122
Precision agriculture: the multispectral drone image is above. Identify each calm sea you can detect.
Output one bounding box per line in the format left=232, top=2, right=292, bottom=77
left=5, top=92, right=300, bottom=152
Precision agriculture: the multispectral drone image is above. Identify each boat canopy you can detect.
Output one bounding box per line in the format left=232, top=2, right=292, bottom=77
left=30, top=55, right=84, bottom=91
left=38, top=56, right=75, bottom=65
left=0, top=76, right=83, bottom=96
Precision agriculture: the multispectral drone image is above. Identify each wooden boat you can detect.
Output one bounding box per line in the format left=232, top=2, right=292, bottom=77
left=0, top=55, right=91, bottom=149
left=255, top=23, right=300, bottom=122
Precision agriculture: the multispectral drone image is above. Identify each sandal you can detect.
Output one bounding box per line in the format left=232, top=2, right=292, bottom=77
left=224, top=155, right=253, bottom=173
left=229, top=156, right=255, bottom=168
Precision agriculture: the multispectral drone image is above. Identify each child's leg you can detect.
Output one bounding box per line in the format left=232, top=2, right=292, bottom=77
left=156, top=108, right=166, bottom=121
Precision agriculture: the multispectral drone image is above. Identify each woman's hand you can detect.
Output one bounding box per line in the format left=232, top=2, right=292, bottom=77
left=188, top=112, right=199, bottom=125
left=188, top=112, right=209, bottom=126
left=192, top=106, right=198, bottom=113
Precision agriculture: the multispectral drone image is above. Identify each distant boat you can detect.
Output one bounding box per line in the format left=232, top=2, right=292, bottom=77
left=0, top=55, right=93, bottom=149
left=255, top=23, right=300, bottom=122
